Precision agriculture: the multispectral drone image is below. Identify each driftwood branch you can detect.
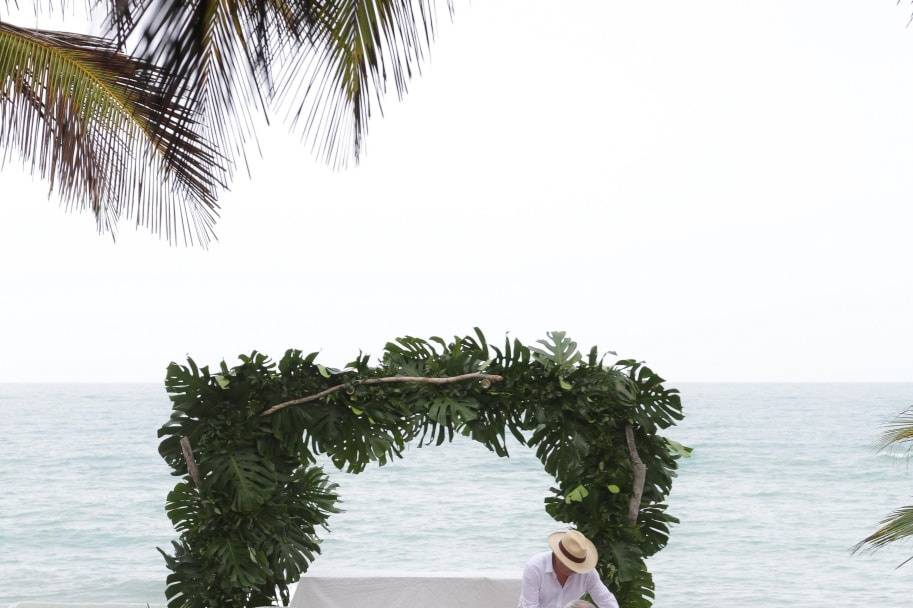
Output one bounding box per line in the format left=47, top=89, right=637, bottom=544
left=261, top=372, right=505, bottom=416
left=625, top=423, right=646, bottom=526
left=180, top=436, right=201, bottom=488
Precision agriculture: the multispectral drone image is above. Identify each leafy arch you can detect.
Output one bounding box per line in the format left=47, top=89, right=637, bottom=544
left=157, top=330, right=686, bottom=608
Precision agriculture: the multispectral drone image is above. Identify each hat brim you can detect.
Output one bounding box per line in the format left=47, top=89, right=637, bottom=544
left=548, top=531, right=598, bottom=573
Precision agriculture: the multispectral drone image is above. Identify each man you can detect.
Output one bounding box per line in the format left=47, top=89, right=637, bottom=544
left=518, top=530, right=619, bottom=608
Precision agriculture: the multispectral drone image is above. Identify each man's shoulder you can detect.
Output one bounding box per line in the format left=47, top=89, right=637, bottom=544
left=524, top=550, right=553, bottom=570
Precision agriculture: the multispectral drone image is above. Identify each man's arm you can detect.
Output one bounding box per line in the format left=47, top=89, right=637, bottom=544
left=585, top=571, right=619, bottom=608
left=518, top=562, right=542, bottom=608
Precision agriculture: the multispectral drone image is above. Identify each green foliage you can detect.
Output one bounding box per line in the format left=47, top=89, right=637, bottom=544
left=158, top=329, right=686, bottom=607
left=1, top=0, right=451, bottom=241
left=854, top=406, right=913, bottom=567
left=0, top=21, right=218, bottom=245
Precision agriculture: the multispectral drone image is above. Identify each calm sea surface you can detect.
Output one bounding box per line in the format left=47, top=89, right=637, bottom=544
left=1, top=383, right=912, bottom=607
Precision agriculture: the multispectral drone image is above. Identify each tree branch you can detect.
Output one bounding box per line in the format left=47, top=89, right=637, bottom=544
left=261, top=372, right=505, bottom=416
left=180, top=436, right=201, bottom=488
left=625, top=423, right=647, bottom=526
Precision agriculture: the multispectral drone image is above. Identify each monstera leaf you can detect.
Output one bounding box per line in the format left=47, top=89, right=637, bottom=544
left=420, top=397, right=480, bottom=446
left=165, top=481, right=201, bottom=533
left=271, top=526, right=316, bottom=583
left=158, top=540, right=209, bottom=608
left=205, top=451, right=278, bottom=512
left=618, top=568, right=657, bottom=608
left=208, top=538, right=268, bottom=589
left=531, top=331, right=583, bottom=373
left=609, top=540, right=645, bottom=583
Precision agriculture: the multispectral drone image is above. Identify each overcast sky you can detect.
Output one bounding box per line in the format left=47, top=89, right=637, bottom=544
left=2, top=0, right=913, bottom=382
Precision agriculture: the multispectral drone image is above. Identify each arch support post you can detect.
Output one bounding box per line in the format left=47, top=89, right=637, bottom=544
left=180, top=436, right=201, bottom=488
left=625, top=423, right=646, bottom=526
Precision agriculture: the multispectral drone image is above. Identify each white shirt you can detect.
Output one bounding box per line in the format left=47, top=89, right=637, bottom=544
left=518, top=551, right=620, bottom=608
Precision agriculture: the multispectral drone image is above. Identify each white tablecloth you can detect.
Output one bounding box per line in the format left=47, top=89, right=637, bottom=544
left=291, top=576, right=521, bottom=608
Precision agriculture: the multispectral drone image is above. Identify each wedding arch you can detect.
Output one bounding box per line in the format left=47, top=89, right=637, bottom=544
left=156, top=330, right=687, bottom=608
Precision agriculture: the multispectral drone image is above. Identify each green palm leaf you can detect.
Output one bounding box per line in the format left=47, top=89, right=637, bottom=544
left=117, top=0, right=446, bottom=167
left=877, top=407, right=913, bottom=455
left=0, top=21, right=219, bottom=244
left=285, top=0, right=446, bottom=165
left=120, top=0, right=279, bottom=180
left=854, top=406, right=913, bottom=566
left=854, top=506, right=913, bottom=559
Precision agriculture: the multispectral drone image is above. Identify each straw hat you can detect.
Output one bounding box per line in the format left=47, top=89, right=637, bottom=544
left=548, top=529, right=598, bottom=573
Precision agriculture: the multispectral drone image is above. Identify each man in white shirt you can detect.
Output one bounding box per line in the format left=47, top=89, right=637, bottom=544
left=518, top=530, right=620, bottom=608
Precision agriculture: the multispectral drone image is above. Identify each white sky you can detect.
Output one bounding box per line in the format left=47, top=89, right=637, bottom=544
left=2, top=0, right=913, bottom=382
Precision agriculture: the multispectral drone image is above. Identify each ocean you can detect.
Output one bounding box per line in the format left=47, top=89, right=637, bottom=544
left=1, top=383, right=911, bottom=606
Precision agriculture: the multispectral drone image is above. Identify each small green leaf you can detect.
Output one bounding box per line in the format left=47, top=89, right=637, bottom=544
left=317, top=364, right=331, bottom=378
left=215, top=374, right=230, bottom=389
left=350, top=406, right=364, bottom=416
left=565, top=484, right=589, bottom=503
left=559, top=377, right=573, bottom=391
left=665, top=438, right=693, bottom=459
left=608, top=484, right=620, bottom=494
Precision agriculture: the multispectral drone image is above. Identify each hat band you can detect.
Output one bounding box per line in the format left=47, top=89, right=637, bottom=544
left=558, top=540, right=586, bottom=564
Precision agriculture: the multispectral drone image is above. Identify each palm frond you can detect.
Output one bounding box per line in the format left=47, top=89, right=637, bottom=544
left=283, top=0, right=450, bottom=166
left=877, top=407, right=913, bottom=456
left=96, top=0, right=451, bottom=171
left=0, top=21, right=220, bottom=244
left=853, top=407, right=913, bottom=566
left=2, top=2, right=130, bottom=38
left=117, top=0, right=309, bottom=179
left=853, top=506, right=913, bottom=562
left=115, top=0, right=450, bottom=169
left=104, top=0, right=137, bottom=48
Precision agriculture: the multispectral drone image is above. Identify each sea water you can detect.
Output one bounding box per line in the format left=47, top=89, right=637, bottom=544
left=1, top=383, right=911, bottom=606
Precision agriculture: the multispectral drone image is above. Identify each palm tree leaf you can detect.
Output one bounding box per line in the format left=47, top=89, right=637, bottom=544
left=1, top=3, right=140, bottom=54
left=853, top=506, right=913, bottom=560
left=117, top=0, right=307, bottom=178
left=0, top=21, right=220, bottom=244
left=103, top=0, right=138, bottom=48
left=283, top=0, right=450, bottom=166
left=854, top=407, right=913, bottom=567
left=101, top=0, right=450, bottom=169
left=877, top=406, right=913, bottom=455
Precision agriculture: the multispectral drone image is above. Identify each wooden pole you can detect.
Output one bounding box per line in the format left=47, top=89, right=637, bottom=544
left=180, top=436, right=201, bottom=488
left=625, top=424, right=646, bottom=526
